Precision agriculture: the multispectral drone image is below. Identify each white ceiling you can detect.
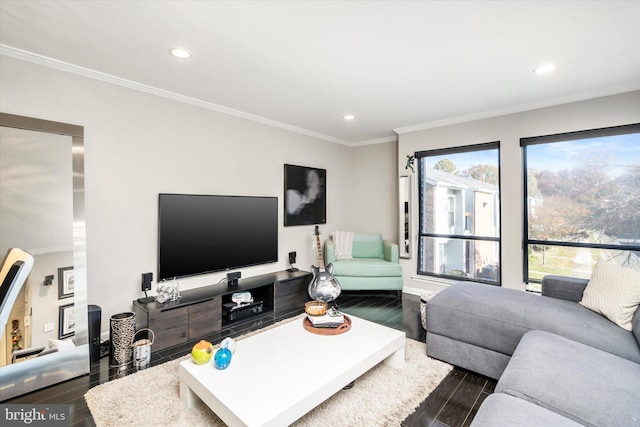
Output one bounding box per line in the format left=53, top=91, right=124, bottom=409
left=1, top=1, right=639, bottom=145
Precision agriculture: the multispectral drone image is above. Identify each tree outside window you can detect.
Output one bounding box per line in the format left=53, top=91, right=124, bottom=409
left=522, top=124, right=640, bottom=290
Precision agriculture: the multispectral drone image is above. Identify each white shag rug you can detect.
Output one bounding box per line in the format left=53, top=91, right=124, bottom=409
left=85, top=321, right=452, bottom=427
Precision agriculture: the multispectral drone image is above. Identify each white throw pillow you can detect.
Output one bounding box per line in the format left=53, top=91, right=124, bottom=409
left=334, top=231, right=354, bottom=260
left=48, top=338, right=76, bottom=351
left=579, top=261, right=640, bottom=331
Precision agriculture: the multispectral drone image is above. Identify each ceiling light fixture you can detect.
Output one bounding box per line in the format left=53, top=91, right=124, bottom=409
left=343, top=115, right=355, bottom=120
left=533, top=63, right=556, bottom=74
left=169, top=47, right=192, bottom=59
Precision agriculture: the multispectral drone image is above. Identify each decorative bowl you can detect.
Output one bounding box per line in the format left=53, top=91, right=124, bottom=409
left=305, top=300, right=328, bottom=316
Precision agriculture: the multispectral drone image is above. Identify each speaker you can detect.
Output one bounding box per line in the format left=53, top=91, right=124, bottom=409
left=141, top=272, right=153, bottom=291
left=287, top=251, right=298, bottom=272
left=227, top=271, right=241, bottom=287
left=88, top=305, right=102, bottom=365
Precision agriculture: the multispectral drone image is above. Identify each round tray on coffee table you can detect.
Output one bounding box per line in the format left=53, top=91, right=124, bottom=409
left=303, top=314, right=352, bottom=335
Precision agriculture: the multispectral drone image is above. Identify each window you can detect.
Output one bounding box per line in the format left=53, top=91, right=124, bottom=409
left=522, top=123, right=640, bottom=291
left=417, top=142, right=500, bottom=284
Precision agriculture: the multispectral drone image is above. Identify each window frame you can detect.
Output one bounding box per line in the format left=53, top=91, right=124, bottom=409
left=521, top=123, right=640, bottom=285
left=416, top=141, right=502, bottom=285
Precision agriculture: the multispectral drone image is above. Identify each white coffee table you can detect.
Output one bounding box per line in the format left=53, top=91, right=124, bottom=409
left=179, top=314, right=405, bottom=427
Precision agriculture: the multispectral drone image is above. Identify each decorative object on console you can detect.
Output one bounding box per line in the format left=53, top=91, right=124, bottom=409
left=284, top=164, right=326, bottom=226
left=156, top=277, right=181, bottom=303
left=308, top=226, right=341, bottom=303
left=57, top=266, right=74, bottom=299
left=214, top=347, right=232, bottom=370
left=191, top=340, right=214, bottom=365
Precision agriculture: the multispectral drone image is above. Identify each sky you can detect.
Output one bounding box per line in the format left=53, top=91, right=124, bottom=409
left=422, top=132, right=640, bottom=177
left=526, top=133, right=640, bottom=175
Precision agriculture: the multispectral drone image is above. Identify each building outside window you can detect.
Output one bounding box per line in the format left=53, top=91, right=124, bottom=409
left=417, top=142, right=500, bottom=284
left=522, top=123, right=640, bottom=291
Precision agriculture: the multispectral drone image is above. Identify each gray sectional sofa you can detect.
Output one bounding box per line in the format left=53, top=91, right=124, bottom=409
left=425, top=275, right=640, bottom=426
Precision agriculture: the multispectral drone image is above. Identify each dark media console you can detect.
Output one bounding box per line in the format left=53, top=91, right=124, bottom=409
left=132, top=270, right=311, bottom=351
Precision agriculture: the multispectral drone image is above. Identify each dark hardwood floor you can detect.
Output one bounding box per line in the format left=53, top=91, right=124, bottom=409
left=3, top=291, right=495, bottom=426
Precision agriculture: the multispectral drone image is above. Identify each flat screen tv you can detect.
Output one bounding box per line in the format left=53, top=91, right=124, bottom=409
left=158, top=194, right=278, bottom=280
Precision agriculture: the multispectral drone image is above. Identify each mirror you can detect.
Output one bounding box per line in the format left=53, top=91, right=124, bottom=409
left=0, top=113, right=88, bottom=400
left=399, top=176, right=412, bottom=259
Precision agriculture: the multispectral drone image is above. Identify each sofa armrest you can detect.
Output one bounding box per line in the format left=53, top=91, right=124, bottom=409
left=383, top=241, right=399, bottom=263
left=324, top=238, right=336, bottom=264
left=541, top=275, right=589, bottom=303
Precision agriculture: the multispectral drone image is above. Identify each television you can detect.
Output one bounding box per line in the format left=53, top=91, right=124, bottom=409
left=158, top=194, right=278, bottom=280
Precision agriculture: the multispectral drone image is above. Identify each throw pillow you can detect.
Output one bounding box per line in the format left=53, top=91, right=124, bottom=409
left=334, top=231, right=354, bottom=260
left=579, top=261, right=640, bottom=331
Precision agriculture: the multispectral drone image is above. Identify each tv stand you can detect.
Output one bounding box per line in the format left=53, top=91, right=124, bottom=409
left=132, top=270, right=311, bottom=351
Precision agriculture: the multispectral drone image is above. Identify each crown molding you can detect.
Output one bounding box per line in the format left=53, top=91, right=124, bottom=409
left=349, top=135, right=398, bottom=147
left=0, top=44, right=353, bottom=146
left=394, top=83, right=640, bottom=135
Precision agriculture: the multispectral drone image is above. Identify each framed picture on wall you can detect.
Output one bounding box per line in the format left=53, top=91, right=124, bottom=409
left=58, top=266, right=74, bottom=299
left=58, top=304, right=75, bottom=339
left=284, top=164, right=326, bottom=226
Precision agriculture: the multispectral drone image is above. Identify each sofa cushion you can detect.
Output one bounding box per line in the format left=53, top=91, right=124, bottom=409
left=470, top=393, right=582, bottom=427
left=579, top=260, right=640, bottom=331
left=331, top=258, right=402, bottom=277
left=426, top=283, right=531, bottom=356
left=496, top=330, right=640, bottom=427
left=523, top=292, right=640, bottom=363
left=351, top=233, right=383, bottom=259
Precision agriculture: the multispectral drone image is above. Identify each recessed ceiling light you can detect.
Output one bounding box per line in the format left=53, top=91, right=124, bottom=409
left=343, top=115, right=355, bottom=120
left=169, top=47, right=192, bottom=59
left=534, top=63, right=556, bottom=74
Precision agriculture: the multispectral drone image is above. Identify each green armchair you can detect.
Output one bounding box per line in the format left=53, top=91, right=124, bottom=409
left=324, top=233, right=403, bottom=292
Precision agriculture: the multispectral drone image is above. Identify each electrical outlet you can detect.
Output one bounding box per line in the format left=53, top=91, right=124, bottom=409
left=44, top=322, right=54, bottom=332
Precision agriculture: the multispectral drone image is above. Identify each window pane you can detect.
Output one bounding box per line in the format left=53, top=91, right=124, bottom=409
left=524, top=127, right=640, bottom=283
left=526, top=133, right=640, bottom=245
left=419, top=150, right=500, bottom=238
left=526, top=245, right=640, bottom=291
left=419, top=236, right=500, bottom=283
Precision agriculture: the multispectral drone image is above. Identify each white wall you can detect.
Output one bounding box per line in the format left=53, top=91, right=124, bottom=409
left=398, top=90, right=640, bottom=293
left=346, top=140, right=398, bottom=241
left=29, top=251, right=74, bottom=347
left=1, top=56, right=397, bottom=337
